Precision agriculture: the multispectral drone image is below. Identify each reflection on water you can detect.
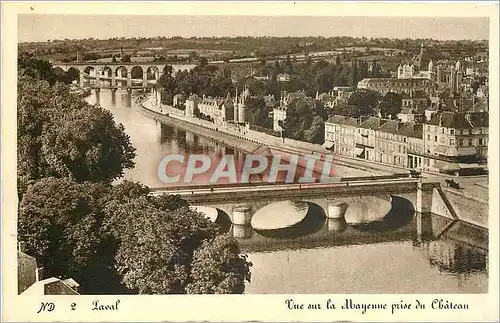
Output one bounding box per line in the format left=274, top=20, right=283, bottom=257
left=87, top=90, right=488, bottom=294
left=86, top=90, right=246, bottom=188
left=235, top=212, right=487, bottom=294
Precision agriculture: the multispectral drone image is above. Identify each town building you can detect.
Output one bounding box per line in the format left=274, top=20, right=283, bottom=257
left=356, top=117, right=388, bottom=161
left=357, top=77, right=437, bottom=95
left=233, top=86, right=250, bottom=124
left=273, top=91, right=308, bottom=132
left=323, top=116, right=359, bottom=156
left=423, top=111, right=488, bottom=173
left=324, top=110, right=488, bottom=175
left=198, top=95, right=235, bottom=126
left=184, top=94, right=234, bottom=126
left=374, top=119, right=407, bottom=167
left=397, top=63, right=415, bottom=79
left=17, top=241, right=80, bottom=295
left=315, top=91, right=336, bottom=108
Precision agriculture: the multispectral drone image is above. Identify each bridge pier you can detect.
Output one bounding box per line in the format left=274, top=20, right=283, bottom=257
left=79, top=73, right=84, bottom=87
left=416, top=182, right=435, bottom=240
left=111, top=74, right=116, bottom=87
left=95, top=69, right=100, bottom=87
left=327, top=201, right=348, bottom=219
left=111, top=88, right=116, bottom=105
left=143, top=73, right=148, bottom=88
left=232, top=224, right=252, bottom=238
left=232, top=206, right=253, bottom=225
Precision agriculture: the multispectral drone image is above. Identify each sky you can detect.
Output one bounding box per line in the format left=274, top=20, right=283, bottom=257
left=18, top=15, right=489, bottom=43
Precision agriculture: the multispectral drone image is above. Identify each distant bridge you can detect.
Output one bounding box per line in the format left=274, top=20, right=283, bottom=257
left=52, top=62, right=197, bottom=89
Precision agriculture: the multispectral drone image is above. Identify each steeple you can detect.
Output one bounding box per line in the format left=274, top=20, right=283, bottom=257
left=418, top=43, right=425, bottom=71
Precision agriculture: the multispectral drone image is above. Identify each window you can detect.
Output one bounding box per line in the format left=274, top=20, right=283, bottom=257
left=434, top=136, right=437, bottom=142
left=459, top=139, right=464, bottom=146
left=442, top=128, right=445, bottom=134
left=450, top=129, right=454, bottom=135
left=450, top=139, right=455, bottom=145
left=427, top=134, right=430, bottom=140
left=468, top=139, right=472, bottom=146
left=403, top=137, right=407, bottom=143
left=427, top=126, right=430, bottom=131
left=479, top=138, right=483, bottom=145
left=460, top=129, right=463, bottom=135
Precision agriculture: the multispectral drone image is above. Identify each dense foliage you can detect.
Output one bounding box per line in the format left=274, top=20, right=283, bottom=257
left=279, top=98, right=328, bottom=144
left=17, top=76, right=136, bottom=195
left=19, top=179, right=253, bottom=294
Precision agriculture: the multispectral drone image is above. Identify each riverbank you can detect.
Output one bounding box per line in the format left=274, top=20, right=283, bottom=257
left=139, top=99, right=261, bottom=153
left=139, top=98, right=374, bottom=178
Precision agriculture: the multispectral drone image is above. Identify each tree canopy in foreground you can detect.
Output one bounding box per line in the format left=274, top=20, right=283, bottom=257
left=18, top=179, right=253, bottom=294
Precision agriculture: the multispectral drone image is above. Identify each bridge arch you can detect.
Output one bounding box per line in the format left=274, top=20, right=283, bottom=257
left=146, top=66, right=160, bottom=80
left=83, top=66, right=96, bottom=76
left=130, top=66, right=144, bottom=80
left=83, top=66, right=96, bottom=85
left=102, top=66, right=113, bottom=77
left=67, top=67, right=80, bottom=84
left=115, top=66, right=128, bottom=78
left=53, top=66, right=66, bottom=74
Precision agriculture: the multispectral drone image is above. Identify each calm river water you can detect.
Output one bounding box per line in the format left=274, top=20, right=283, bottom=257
left=88, top=90, right=488, bottom=294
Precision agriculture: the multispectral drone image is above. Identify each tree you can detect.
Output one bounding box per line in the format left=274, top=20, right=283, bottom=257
left=336, top=104, right=362, bottom=118
left=186, top=235, right=252, bottom=294
left=303, top=115, right=325, bottom=144
left=199, top=57, right=208, bottom=68
left=18, top=53, right=58, bottom=85
left=245, top=97, right=269, bottom=127
left=17, top=178, right=124, bottom=294
left=280, top=98, right=316, bottom=142
left=379, top=92, right=403, bottom=119
left=121, top=54, right=131, bottom=62
left=348, top=90, right=381, bottom=116
left=17, top=77, right=136, bottom=195
left=106, top=196, right=252, bottom=294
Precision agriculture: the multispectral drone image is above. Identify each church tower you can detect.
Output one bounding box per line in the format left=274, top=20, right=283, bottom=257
left=450, top=65, right=456, bottom=92
left=397, top=64, right=404, bottom=79
left=418, top=43, right=424, bottom=71
left=233, top=87, right=239, bottom=123
left=239, top=84, right=249, bottom=124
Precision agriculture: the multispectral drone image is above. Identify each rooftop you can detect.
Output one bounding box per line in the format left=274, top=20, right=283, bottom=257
left=359, top=116, right=387, bottom=130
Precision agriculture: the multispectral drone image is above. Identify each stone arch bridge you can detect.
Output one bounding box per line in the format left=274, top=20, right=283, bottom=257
left=52, top=62, right=197, bottom=90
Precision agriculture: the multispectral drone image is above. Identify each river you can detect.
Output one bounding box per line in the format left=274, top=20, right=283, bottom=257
left=87, top=90, right=488, bottom=294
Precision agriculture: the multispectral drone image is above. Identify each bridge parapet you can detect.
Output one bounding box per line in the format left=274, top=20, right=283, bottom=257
left=173, top=180, right=421, bottom=205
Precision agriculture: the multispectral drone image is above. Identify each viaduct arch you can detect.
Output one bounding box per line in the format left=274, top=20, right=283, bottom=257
left=52, top=62, right=197, bottom=89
